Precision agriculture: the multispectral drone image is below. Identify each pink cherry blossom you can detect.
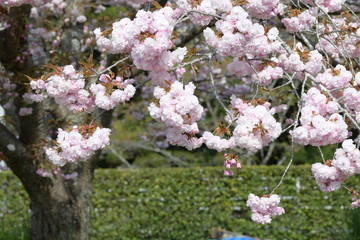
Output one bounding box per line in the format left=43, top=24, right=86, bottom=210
left=246, top=194, right=285, bottom=224
left=46, top=125, right=111, bottom=166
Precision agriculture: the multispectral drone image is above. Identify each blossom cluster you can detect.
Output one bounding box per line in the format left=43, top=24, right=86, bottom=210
left=317, top=17, right=360, bottom=59
left=315, top=65, right=353, bottom=90
left=281, top=8, right=317, bottom=33
left=202, top=96, right=282, bottom=152
left=202, top=131, right=234, bottom=152
left=25, top=65, right=95, bottom=112
left=174, top=0, right=233, bottom=26
left=343, top=75, right=360, bottom=123
left=90, top=74, right=136, bottom=110
left=291, top=87, right=348, bottom=146
left=312, top=139, right=360, bottom=192
left=246, top=194, right=285, bottom=224
left=243, top=0, right=284, bottom=19
left=148, top=81, right=204, bottom=150
left=301, top=0, right=345, bottom=13
left=46, top=125, right=111, bottom=166
left=227, top=58, right=283, bottom=86
left=25, top=65, right=137, bottom=112
left=94, top=7, right=186, bottom=86
left=204, top=6, right=281, bottom=59
left=45, top=66, right=95, bottom=112
left=278, top=42, right=323, bottom=77
left=230, top=96, right=282, bottom=152
left=223, top=153, right=242, bottom=176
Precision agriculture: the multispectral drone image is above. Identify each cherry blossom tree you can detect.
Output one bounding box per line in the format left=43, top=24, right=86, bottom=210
left=0, top=0, right=359, bottom=239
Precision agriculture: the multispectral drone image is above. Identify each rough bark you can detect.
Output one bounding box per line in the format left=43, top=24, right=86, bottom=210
left=28, top=161, right=94, bottom=240
left=30, top=195, right=91, bottom=240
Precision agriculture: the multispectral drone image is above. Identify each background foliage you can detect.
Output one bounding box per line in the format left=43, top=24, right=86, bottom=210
left=1, top=165, right=359, bottom=240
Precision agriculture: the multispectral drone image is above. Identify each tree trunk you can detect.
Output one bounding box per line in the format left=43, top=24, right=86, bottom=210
left=16, top=157, right=97, bottom=240
left=29, top=179, right=92, bottom=240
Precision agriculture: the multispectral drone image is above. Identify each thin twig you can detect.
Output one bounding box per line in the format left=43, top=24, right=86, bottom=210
left=317, top=146, right=326, bottom=163
left=207, top=54, right=233, bottom=123
left=108, top=147, right=133, bottom=168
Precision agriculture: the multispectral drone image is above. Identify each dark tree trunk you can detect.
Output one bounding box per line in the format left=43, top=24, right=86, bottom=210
left=15, top=156, right=97, bottom=240
left=29, top=178, right=92, bottom=240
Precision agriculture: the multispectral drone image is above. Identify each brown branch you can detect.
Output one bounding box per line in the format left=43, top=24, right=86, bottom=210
left=175, top=23, right=215, bottom=48
left=0, top=122, right=37, bottom=178
left=19, top=102, right=47, bottom=145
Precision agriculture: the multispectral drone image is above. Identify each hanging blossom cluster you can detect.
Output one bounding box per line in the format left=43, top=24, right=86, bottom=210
left=148, top=81, right=204, bottom=150
left=175, top=0, right=284, bottom=22
left=46, top=125, right=111, bottom=166
left=243, top=0, right=284, bottom=19
left=174, top=0, right=233, bottom=26
left=24, top=65, right=95, bottom=112
left=94, top=7, right=187, bottom=86
left=230, top=97, right=282, bottom=152
left=291, top=87, right=348, bottom=146
left=90, top=74, right=136, bottom=110
left=278, top=42, right=323, bottom=78
left=317, top=17, right=360, bottom=59
left=343, top=72, right=360, bottom=123
left=202, top=96, right=282, bottom=152
left=223, top=153, right=242, bottom=176
left=24, top=65, right=136, bottom=113
left=246, top=194, right=285, bottom=224
left=315, top=65, right=353, bottom=90
left=301, top=0, right=345, bottom=13
left=281, top=7, right=317, bottom=33
left=312, top=139, right=360, bottom=193
left=349, top=188, right=360, bottom=208
left=227, top=58, right=283, bottom=86
left=202, top=131, right=235, bottom=152
left=204, top=6, right=281, bottom=59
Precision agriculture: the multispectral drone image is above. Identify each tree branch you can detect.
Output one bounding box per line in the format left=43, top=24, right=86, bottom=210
left=19, top=102, right=47, bottom=145
left=0, top=122, right=38, bottom=179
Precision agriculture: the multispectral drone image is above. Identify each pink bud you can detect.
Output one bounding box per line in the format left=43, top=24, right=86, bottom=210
left=236, top=162, right=242, bottom=169
left=224, top=170, right=234, bottom=176
left=230, top=159, right=237, bottom=165
left=226, top=163, right=231, bottom=169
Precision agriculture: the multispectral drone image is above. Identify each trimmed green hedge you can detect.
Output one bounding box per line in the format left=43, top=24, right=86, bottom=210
left=0, top=166, right=358, bottom=240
